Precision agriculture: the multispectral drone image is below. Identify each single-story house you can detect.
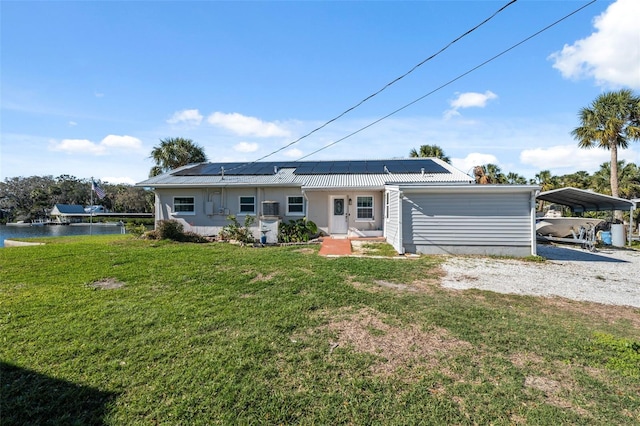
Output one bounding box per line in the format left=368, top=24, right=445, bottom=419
left=136, top=159, right=539, bottom=256
left=50, top=204, right=86, bottom=223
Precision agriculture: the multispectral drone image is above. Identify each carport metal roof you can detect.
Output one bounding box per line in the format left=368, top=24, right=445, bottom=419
left=537, top=187, right=636, bottom=213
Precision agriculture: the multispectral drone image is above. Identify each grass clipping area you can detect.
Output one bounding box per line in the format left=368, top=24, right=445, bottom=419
left=1, top=235, right=639, bottom=425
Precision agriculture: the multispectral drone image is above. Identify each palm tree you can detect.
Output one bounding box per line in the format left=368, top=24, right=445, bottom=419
left=618, top=162, right=640, bottom=199
left=473, top=166, right=490, bottom=184
left=409, top=144, right=451, bottom=163
left=559, top=171, right=591, bottom=189
left=473, top=164, right=506, bottom=184
left=506, top=172, right=527, bottom=185
left=593, top=161, right=640, bottom=200
left=571, top=89, right=640, bottom=198
left=149, top=137, right=208, bottom=177
left=591, top=162, right=613, bottom=195
left=532, top=170, right=559, bottom=192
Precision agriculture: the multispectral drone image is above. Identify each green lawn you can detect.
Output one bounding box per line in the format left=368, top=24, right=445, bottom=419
left=1, top=235, right=638, bottom=425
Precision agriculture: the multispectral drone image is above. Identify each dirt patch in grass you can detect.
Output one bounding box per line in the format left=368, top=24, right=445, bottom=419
left=323, top=307, right=473, bottom=377
left=250, top=272, right=277, bottom=283
left=348, top=268, right=446, bottom=295
left=509, top=352, right=596, bottom=418
left=524, top=374, right=591, bottom=418
left=293, top=247, right=316, bottom=255
left=350, top=240, right=398, bottom=257
left=89, top=278, right=125, bottom=290
left=540, top=297, right=640, bottom=329
left=372, top=280, right=418, bottom=292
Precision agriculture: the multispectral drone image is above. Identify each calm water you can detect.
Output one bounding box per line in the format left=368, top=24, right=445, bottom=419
left=0, top=224, right=125, bottom=248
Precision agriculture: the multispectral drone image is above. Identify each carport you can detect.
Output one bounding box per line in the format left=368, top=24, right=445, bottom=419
left=536, top=187, right=637, bottom=245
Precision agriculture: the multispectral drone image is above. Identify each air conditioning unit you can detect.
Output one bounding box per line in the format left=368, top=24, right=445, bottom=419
left=259, top=218, right=280, bottom=244
left=261, top=201, right=280, bottom=217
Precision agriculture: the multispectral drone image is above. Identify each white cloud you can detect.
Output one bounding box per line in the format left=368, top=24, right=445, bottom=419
left=101, top=134, right=142, bottom=149
left=68, top=121, right=77, bottom=127
left=445, top=91, right=497, bottom=118
left=94, top=92, right=104, bottom=98
left=167, top=109, right=203, bottom=126
left=101, top=176, right=136, bottom=185
left=520, top=144, right=639, bottom=173
left=51, top=139, right=106, bottom=155
left=283, top=148, right=303, bottom=158
left=233, top=141, right=259, bottom=153
left=451, top=91, right=498, bottom=109
left=49, top=135, right=142, bottom=155
left=549, top=0, right=640, bottom=89
left=451, top=153, right=499, bottom=175
left=207, top=112, right=291, bottom=137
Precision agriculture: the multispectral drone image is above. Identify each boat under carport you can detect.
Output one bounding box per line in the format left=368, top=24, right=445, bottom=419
left=536, top=187, right=637, bottom=246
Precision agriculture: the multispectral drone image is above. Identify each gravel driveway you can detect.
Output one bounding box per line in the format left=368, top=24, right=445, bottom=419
left=440, top=244, right=640, bottom=308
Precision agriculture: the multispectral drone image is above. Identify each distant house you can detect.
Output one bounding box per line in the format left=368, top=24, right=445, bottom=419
left=50, top=204, right=85, bottom=223
left=136, top=158, right=539, bottom=256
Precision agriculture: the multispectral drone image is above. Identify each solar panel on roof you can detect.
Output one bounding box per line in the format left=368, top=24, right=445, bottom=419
left=311, top=163, right=333, bottom=174
left=172, top=164, right=208, bottom=176
left=366, top=161, right=386, bottom=173
left=392, top=159, right=449, bottom=174
left=172, top=159, right=452, bottom=176
left=396, top=162, right=413, bottom=173
left=294, top=162, right=318, bottom=174
left=331, top=162, right=350, bottom=173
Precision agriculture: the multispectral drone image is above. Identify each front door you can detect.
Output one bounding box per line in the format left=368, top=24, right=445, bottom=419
left=330, top=196, right=348, bottom=235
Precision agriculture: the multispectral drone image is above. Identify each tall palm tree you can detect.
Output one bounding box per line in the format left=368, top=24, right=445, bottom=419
left=590, top=162, right=615, bottom=195
left=149, top=137, right=208, bottom=177
left=571, top=89, right=640, bottom=198
left=409, top=144, right=451, bottom=163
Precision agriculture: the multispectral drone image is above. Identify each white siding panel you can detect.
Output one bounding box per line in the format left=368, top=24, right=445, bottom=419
left=402, top=191, right=533, bottom=255
left=384, top=188, right=403, bottom=254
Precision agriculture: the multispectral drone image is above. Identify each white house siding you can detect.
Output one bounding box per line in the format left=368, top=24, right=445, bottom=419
left=384, top=188, right=403, bottom=254
left=399, top=187, right=536, bottom=257
left=154, top=186, right=307, bottom=237
left=304, top=190, right=384, bottom=236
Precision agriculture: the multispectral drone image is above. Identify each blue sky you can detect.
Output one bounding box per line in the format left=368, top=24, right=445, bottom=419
left=2, top=0, right=639, bottom=185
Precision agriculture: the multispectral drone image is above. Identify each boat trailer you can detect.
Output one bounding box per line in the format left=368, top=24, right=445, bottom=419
left=537, top=222, right=598, bottom=252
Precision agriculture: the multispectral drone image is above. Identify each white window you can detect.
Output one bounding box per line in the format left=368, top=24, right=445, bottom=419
left=239, top=196, right=255, bottom=214
left=287, top=196, right=304, bottom=215
left=173, top=197, right=195, bottom=215
left=356, top=196, right=374, bottom=220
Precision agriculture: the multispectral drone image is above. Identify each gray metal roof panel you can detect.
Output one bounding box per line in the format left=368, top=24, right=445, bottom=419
left=537, top=187, right=635, bottom=212
left=53, top=204, right=86, bottom=214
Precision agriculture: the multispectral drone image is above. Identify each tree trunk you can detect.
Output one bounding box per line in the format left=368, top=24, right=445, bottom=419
left=610, top=143, right=623, bottom=220
left=610, top=143, right=619, bottom=198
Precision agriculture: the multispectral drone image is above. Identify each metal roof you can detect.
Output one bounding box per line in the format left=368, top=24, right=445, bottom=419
left=51, top=204, right=85, bottom=214
left=137, top=158, right=474, bottom=188
left=536, top=187, right=636, bottom=212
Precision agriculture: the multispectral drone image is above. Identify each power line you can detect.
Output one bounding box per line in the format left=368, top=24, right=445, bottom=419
left=225, top=0, right=519, bottom=172
left=297, top=0, right=597, bottom=161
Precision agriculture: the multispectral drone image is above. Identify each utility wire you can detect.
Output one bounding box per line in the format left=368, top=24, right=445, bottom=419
left=297, top=0, right=597, bottom=161
left=223, top=0, right=518, bottom=172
